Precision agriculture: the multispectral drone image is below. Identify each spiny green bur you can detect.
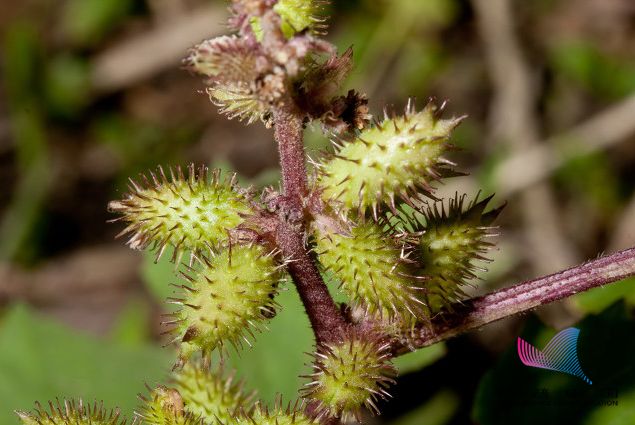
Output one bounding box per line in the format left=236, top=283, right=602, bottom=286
left=236, top=401, right=319, bottom=425
left=137, top=387, right=201, bottom=425
left=414, top=195, right=503, bottom=312
left=318, top=101, right=462, bottom=217
left=172, top=363, right=255, bottom=423
left=302, top=333, right=396, bottom=421
left=170, top=244, right=284, bottom=363
left=17, top=400, right=127, bottom=425
left=315, top=222, right=424, bottom=322
left=109, top=164, right=252, bottom=263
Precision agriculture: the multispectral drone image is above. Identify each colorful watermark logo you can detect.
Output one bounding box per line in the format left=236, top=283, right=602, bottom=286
left=517, top=327, right=592, bottom=385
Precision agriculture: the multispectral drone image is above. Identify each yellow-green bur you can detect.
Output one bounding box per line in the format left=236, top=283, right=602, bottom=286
left=303, top=336, right=395, bottom=421
left=174, top=245, right=283, bottom=362
left=416, top=195, right=502, bottom=312
left=236, top=402, right=319, bottom=425
left=17, top=400, right=126, bottom=425
left=318, top=104, right=460, bottom=216
left=173, top=363, right=254, bottom=423
left=419, top=222, right=483, bottom=312
left=138, top=387, right=201, bottom=425
left=315, top=222, right=424, bottom=322
left=110, top=166, right=252, bottom=260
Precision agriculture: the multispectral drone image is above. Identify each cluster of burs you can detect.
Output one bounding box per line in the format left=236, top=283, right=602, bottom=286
left=17, top=1, right=503, bottom=424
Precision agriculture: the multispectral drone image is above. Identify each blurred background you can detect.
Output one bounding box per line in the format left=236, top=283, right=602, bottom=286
left=1, top=0, right=634, bottom=424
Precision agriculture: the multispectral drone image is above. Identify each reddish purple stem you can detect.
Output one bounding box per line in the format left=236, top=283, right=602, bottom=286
left=272, top=107, right=347, bottom=345
left=395, top=247, right=635, bottom=353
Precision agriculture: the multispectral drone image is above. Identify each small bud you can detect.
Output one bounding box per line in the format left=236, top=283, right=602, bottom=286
left=314, top=221, right=425, bottom=322
left=17, top=399, right=126, bottom=425
left=207, top=66, right=286, bottom=127
left=236, top=399, right=319, bottom=425
left=273, top=0, right=328, bottom=39
left=299, top=49, right=356, bottom=125
left=401, top=194, right=504, bottom=312
left=317, top=100, right=463, bottom=218
left=108, top=164, right=253, bottom=264
left=185, top=35, right=256, bottom=81
left=172, top=362, right=256, bottom=423
left=137, top=386, right=202, bottom=425
left=208, top=82, right=274, bottom=125
left=166, top=244, right=285, bottom=364
left=301, top=331, right=396, bottom=421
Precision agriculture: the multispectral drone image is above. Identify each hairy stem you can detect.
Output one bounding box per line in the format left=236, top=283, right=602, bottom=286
left=274, top=106, right=308, bottom=206
left=393, top=247, right=635, bottom=354
left=276, top=221, right=348, bottom=343
left=272, top=105, right=347, bottom=345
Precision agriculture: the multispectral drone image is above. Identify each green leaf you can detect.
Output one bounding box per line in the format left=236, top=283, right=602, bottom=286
left=109, top=298, right=152, bottom=347
left=390, top=389, right=458, bottom=425
left=584, top=388, right=635, bottom=425
left=0, top=304, right=172, bottom=423
left=222, top=288, right=314, bottom=404
left=142, top=249, right=177, bottom=302
left=394, top=343, right=446, bottom=375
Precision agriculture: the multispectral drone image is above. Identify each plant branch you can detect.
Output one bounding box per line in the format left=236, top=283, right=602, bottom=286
left=273, top=106, right=308, bottom=207
left=272, top=105, right=347, bottom=345
left=275, top=221, right=348, bottom=344
left=392, top=247, right=635, bottom=355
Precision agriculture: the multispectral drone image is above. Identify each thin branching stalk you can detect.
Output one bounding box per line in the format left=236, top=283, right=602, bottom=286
left=392, top=247, right=635, bottom=354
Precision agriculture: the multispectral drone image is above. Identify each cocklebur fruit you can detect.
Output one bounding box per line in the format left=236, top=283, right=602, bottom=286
left=16, top=399, right=127, bottom=425
left=137, top=386, right=202, bottom=425
left=235, top=399, right=319, bottom=425
left=172, top=362, right=255, bottom=423
left=314, top=221, right=425, bottom=322
left=166, top=244, right=285, bottom=364
left=317, top=100, right=463, bottom=219
left=301, top=330, right=396, bottom=421
left=401, top=194, right=504, bottom=313
left=108, top=164, right=253, bottom=265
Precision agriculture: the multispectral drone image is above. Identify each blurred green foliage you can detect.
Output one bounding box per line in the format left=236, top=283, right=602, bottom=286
left=44, top=54, right=91, bottom=118
left=62, top=0, right=134, bottom=46
left=390, top=390, right=459, bottom=425
left=0, top=305, right=172, bottom=424
left=555, top=151, right=622, bottom=218
left=550, top=41, right=635, bottom=100
left=1, top=22, right=50, bottom=263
